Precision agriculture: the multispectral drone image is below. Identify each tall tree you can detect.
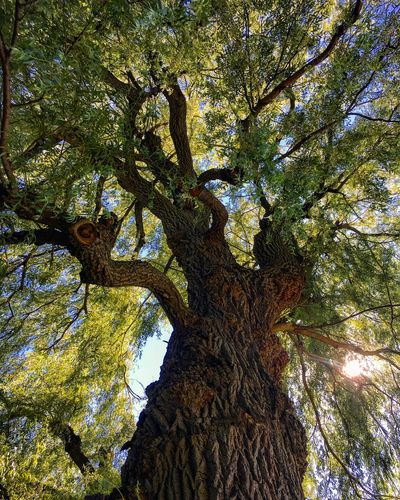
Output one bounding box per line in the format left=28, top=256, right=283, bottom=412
left=1, top=0, right=400, bottom=498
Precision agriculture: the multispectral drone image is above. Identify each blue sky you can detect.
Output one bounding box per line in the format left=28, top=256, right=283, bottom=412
left=129, top=328, right=171, bottom=417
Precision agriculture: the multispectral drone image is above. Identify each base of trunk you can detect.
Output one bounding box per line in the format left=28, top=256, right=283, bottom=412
left=89, top=319, right=307, bottom=500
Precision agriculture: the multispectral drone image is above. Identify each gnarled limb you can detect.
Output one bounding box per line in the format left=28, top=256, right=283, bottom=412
left=191, top=187, right=229, bottom=234
left=68, top=218, right=192, bottom=327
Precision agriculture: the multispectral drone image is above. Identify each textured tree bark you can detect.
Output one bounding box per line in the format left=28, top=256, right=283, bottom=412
left=90, top=261, right=307, bottom=500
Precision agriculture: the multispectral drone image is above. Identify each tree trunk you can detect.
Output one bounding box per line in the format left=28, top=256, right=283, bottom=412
left=125, top=331, right=306, bottom=499
left=93, top=261, right=307, bottom=500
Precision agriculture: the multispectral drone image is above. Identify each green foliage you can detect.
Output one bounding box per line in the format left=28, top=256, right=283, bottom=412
left=1, top=0, right=400, bottom=497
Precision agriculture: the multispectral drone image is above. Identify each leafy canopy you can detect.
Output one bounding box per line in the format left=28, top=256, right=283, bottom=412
left=0, top=0, right=400, bottom=497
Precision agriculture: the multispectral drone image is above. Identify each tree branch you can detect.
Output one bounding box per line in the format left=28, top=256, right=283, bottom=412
left=276, top=121, right=336, bottom=162
left=197, top=167, right=240, bottom=186
left=68, top=218, right=192, bottom=327
left=0, top=228, right=69, bottom=247
left=93, top=175, right=106, bottom=220
left=57, top=424, right=95, bottom=475
left=241, top=0, right=362, bottom=130
left=134, top=201, right=146, bottom=253
left=273, top=322, right=400, bottom=358
left=311, top=303, right=400, bottom=328
left=0, top=40, right=16, bottom=187
left=334, top=223, right=400, bottom=239
left=190, top=187, right=229, bottom=234
left=163, top=83, right=196, bottom=178
left=348, top=111, right=400, bottom=123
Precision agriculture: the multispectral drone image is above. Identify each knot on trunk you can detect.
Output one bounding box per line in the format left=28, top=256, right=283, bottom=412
left=68, top=215, right=119, bottom=285
left=69, top=219, right=97, bottom=245
left=257, top=334, right=289, bottom=380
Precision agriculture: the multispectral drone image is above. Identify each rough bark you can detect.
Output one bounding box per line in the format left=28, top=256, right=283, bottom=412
left=88, top=240, right=307, bottom=500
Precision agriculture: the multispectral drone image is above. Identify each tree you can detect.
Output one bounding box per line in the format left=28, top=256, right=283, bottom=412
left=1, top=0, right=400, bottom=497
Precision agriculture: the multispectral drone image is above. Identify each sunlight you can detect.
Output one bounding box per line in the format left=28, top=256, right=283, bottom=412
left=342, top=358, right=363, bottom=378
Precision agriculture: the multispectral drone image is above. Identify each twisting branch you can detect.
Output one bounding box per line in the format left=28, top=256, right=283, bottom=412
left=197, top=167, right=240, bottom=186
left=67, top=218, right=192, bottom=327
left=190, top=187, right=229, bottom=234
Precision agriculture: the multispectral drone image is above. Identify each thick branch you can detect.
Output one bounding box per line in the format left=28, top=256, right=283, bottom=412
left=68, top=219, right=191, bottom=326
left=142, top=130, right=180, bottom=188
left=114, top=160, right=179, bottom=230
left=192, top=187, right=229, bottom=234
left=0, top=185, right=67, bottom=228
left=101, top=67, right=130, bottom=93
left=197, top=167, right=240, bottom=186
left=134, top=201, right=146, bottom=253
left=164, top=84, right=195, bottom=178
left=0, top=228, right=68, bottom=247
left=86, top=259, right=191, bottom=326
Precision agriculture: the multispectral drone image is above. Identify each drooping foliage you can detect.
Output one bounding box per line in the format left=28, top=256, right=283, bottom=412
left=0, top=0, right=399, bottom=497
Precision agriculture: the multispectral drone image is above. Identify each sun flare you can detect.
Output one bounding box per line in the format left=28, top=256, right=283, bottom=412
left=343, top=359, right=364, bottom=378
left=342, top=359, right=363, bottom=378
